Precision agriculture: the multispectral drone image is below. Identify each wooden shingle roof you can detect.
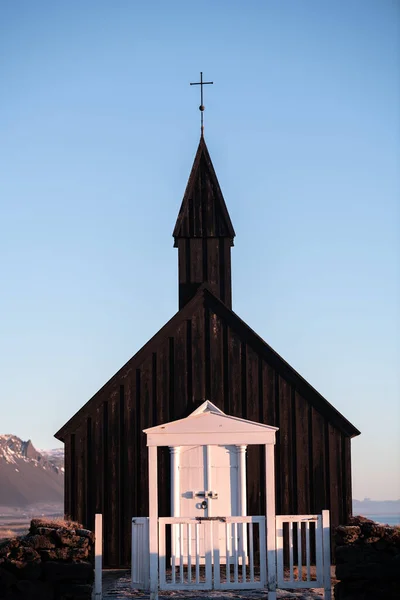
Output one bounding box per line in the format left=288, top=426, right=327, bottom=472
left=173, top=136, right=235, bottom=245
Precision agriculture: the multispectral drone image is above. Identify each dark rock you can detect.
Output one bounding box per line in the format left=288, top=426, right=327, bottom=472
left=75, top=529, right=94, bottom=543
left=30, top=519, right=80, bottom=536
left=58, top=583, right=93, bottom=600
left=36, top=527, right=57, bottom=537
left=69, top=547, right=90, bottom=561
left=15, top=580, right=54, bottom=600
left=9, top=545, right=40, bottom=563
left=4, top=557, right=42, bottom=580
left=336, top=556, right=400, bottom=581
left=335, top=579, right=400, bottom=600
left=53, top=529, right=82, bottom=547
left=335, top=525, right=361, bottom=545
left=0, top=539, right=19, bottom=559
left=43, top=561, right=93, bottom=583
left=335, top=543, right=394, bottom=565
left=348, top=515, right=374, bottom=527
left=0, top=566, right=17, bottom=591
left=40, top=548, right=73, bottom=562
left=361, top=522, right=387, bottom=542
left=25, top=535, right=56, bottom=550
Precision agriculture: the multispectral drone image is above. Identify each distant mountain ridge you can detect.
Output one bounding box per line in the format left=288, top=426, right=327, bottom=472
left=352, top=498, right=400, bottom=515
left=0, top=435, right=64, bottom=508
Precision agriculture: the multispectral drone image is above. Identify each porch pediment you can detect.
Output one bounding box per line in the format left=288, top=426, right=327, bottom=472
left=144, top=400, right=278, bottom=447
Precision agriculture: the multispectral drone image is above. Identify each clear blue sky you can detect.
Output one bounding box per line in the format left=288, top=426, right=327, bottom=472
left=0, top=1, right=399, bottom=501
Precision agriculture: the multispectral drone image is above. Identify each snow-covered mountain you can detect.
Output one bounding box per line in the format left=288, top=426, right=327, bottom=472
left=0, top=435, right=64, bottom=507
left=39, top=447, right=65, bottom=471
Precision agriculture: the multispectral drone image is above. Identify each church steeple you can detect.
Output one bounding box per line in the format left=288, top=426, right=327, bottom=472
left=173, top=136, right=235, bottom=309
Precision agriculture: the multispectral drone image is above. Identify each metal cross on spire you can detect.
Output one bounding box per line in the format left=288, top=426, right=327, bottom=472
left=190, top=71, right=213, bottom=135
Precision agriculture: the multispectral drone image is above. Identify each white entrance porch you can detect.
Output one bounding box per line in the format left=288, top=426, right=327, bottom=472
left=130, top=400, right=331, bottom=600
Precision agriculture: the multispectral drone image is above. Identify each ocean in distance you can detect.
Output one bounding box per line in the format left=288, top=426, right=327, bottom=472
left=364, top=514, right=400, bottom=526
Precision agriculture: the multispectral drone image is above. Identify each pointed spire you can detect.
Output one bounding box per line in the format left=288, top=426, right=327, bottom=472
left=174, top=137, right=235, bottom=309
left=173, top=136, right=235, bottom=244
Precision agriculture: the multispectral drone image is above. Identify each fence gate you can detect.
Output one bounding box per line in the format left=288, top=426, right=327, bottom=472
left=158, top=516, right=266, bottom=591
left=276, top=511, right=331, bottom=600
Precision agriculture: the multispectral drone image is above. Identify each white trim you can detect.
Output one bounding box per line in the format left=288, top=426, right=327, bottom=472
left=190, top=400, right=225, bottom=416
left=237, top=445, right=247, bottom=516
left=265, top=444, right=276, bottom=600
left=94, top=513, right=102, bottom=600
left=148, top=446, right=158, bottom=600
left=170, top=446, right=181, bottom=517
left=147, top=431, right=276, bottom=447
left=322, top=510, right=332, bottom=600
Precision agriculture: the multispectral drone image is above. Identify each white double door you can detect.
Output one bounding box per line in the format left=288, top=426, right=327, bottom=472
left=171, top=444, right=247, bottom=564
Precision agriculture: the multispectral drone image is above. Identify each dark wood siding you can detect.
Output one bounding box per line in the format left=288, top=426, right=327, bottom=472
left=63, top=296, right=355, bottom=567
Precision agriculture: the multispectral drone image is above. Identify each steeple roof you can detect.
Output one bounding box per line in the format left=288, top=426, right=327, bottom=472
left=173, top=136, right=235, bottom=245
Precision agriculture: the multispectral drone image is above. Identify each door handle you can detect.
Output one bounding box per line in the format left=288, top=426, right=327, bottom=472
left=201, top=500, right=208, bottom=509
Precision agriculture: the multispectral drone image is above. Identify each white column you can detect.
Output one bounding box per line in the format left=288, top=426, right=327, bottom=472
left=237, top=445, right=247, bottom=562
left=148, top=445, right=159, bottom=600
left=205, top=445, right=212, bottom=516
left=322, top=510, right=332, bottom=600
left=265, top=443, right=276, bottom=600
left=237, top=445, right=247, bottom=516
left=169, top=446, right=181, bottom=517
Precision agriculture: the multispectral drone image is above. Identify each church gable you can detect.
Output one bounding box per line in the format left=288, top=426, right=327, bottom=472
left=56, top=283, right=359, bottom=441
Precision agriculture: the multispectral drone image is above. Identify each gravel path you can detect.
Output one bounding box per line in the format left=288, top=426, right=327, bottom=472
left=101, top=570, right=332, bottom=600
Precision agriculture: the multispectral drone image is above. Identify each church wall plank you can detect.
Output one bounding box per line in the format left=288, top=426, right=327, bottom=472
left=222, top=322, right=230, bottom=414
left=173, top=320, right=188, bottom=419
left=295, top=392, right=310, bottom=514
left=177, top=239, right=188, bottom=285
left=156, top=341, right=172, bottom=521
left=85, top=416, right=93, bottom=530
left=328, top=424, right=341, bottom=535
left=209, top=311, right=224, bottom=408
left=221, top=239, right=232, bottom=308
left=343, top=435, right=352, bottom=522
left=107, top=388, right=119, bottom=567
left=277, top=377, right=294, bottom=515
left=93, top=404, right=103, bottom=515
left=246, top=346, right=262, bottom=515
left=207, top=239, right=219, bottom=291
left=75, top=425, right=85, bottom=527
left=191, top=304, right=206, bottom=402
left=227, top=327, right=242, bottom=418
left=261, top=361, right=276, bottom=427
left=311, top=407, right=327, bottom=512
left=190, top=239, right=204, bottom=282
left=64, top=435, right=71, bottom=518
left=101, top=399, right=109, bottom=565
left=118, top=384, right=127, bottom=566
left=137, top=361, right=150, bottom=517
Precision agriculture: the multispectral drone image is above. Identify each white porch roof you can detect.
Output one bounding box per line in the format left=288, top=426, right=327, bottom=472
left=144, top=400, right=278, bottom=447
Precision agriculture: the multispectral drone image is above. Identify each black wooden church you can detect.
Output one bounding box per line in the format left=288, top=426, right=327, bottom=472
left=55, top=132, right=360, bottom=568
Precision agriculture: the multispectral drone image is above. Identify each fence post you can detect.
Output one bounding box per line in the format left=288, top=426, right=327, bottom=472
left=265, top=444, right=276, bottom=600
left=94, top=513, right=102, bottom=599
left=322, top=510, right=331, bottom=600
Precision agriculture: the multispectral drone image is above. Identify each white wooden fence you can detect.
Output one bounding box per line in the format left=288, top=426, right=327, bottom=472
left=158, top=516, right=266, bottom=591
left=276, top=511, right=331, bottom=599
left=131, top=511, right=331, bottom=598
